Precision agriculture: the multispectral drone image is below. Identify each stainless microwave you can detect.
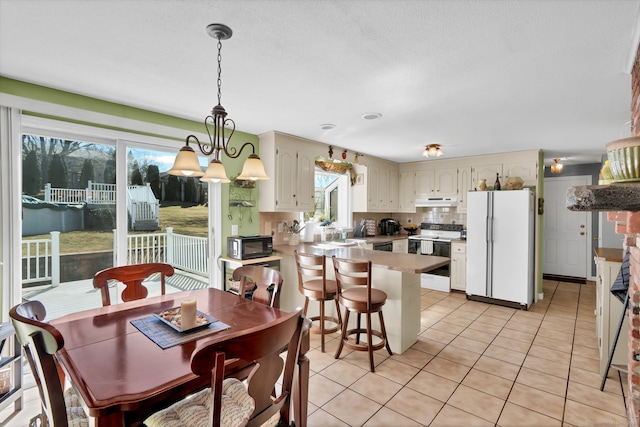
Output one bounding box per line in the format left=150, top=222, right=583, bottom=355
left=227, top=235, right=273, bottom=260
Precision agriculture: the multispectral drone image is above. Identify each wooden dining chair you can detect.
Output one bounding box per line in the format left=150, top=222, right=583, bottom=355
left=231, top=265, right=283, bottom=308
left=144, top=307, right=306, bottom=427
left=294, top=250, right=342, bottom=352
left=93, top=262, right=175, bottom=306
left=332, top=256, right=393, bottom=372
left=9, top=300, right=89, bottom=427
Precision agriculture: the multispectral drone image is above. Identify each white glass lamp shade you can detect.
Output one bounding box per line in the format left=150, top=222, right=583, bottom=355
left=422, top=144, right=443, bottom=158
left=167, top=145, right=204, bottom=177
left=200, top=159, right=231, bottom=183
left=236, top=154, right=270, bottom=180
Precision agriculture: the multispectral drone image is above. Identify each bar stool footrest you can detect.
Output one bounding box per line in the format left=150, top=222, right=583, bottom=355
left=307, top=315, right=341, bottom=335
left=341, top=328, right=387, bottom=352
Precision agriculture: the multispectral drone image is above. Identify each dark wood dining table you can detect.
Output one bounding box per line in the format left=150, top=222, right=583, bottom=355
left=51, top=288, right=309, bottom=427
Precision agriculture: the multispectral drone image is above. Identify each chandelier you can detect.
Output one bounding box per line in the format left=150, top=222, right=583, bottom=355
left=550, top=158, right=563, bottom=174
left=422, top=144, right=444, bottom=158
left=168, top=24, right=269, bottom=183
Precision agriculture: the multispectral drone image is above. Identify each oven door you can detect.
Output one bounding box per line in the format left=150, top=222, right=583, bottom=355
left=420, top=239, right=451, bottom=277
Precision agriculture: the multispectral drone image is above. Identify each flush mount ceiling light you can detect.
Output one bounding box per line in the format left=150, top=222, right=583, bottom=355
left=422, top=144, right=444, bottom=158
left=362, top=112, right=382, bottom=120
left=320, top=123, right=337, bottom=131
left=167, top=23, right=269, bottom=183
left=550, top=158, right=563, bottom=174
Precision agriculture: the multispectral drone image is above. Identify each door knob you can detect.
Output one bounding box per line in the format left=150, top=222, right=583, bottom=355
left=580, top=232, right=585, bottom=236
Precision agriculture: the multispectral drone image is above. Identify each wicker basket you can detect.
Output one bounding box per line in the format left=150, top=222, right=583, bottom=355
left=315, top=157, right=352, bottom=174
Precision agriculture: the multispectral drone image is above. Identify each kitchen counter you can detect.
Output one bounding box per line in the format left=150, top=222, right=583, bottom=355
left=274, top=242, right=450, bottom=354
left=594, top=247, right=624, bottom=263
left=273, top=242, right=449, bottom=274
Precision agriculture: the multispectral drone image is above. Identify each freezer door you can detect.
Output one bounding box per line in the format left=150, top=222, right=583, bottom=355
left=491, top=190, right=534, bottom=306
left=466, top=191, right=489, bottom=297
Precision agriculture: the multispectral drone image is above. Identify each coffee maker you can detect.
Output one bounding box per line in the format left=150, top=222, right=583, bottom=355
left=379, top=218, right=401, bottom=236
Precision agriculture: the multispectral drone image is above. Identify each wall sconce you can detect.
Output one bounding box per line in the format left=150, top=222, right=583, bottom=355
left=422, top=144, right=444, bottom=158
left=167, top=24, right=269, bottom=183
left=550, top=158, right=563, bottom=174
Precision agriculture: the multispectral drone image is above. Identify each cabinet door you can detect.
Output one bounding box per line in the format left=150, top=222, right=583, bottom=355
left=473, top=163, right=503, bottom=189
left=296, top=149, right=315, bottom=211
left=392, top=239, right=408, bottom=253
left=398, top=171, right=415, bottom=212
left=451, top=242, right=466, bottom=291
left=435, top=167, right=457, bottom=196
left=504, top=161, right=538, bottom=187
left=457, top=166, right=472, bottom=213
left=451, top=253, right=466, bottom=291
left=367, top=166, right=380, bottom=210
left=388, top=170, right=399, bottom=211
left=415, top=169, right=435, bottom=198
left=378, top=168, right=390, bottom=210
left=275, top=146, right=297, bottom=210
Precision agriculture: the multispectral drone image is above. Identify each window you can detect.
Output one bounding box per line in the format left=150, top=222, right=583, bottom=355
left=307, top=170, right=352, bottom=229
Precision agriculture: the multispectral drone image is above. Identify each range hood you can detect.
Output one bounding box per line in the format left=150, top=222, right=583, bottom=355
left=415, top=197, right=458, bottom=207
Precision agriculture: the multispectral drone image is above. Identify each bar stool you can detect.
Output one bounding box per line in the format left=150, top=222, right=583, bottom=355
left=295, top=250, right=342, bottom=353
left=332, top=256, right=392, bottom=372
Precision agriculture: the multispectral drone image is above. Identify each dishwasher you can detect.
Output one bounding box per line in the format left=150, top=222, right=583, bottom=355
left=372, top=241, right=393, bottom=251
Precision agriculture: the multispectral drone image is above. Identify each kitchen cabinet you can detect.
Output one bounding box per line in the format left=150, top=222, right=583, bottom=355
left=504, top=160, right=538, bottom=187
left=473, top=163, right=503, bottom=189
left=415, top=167, right=457, bottom=198
left=457, top=166, right=472, bottom=213
left=259, top=131, right=315, bottom=212
left=353, top=163, right=399, bottom=212
left=389, top=170, right=399, bottom=211
left=450, top=241, right=466, bottom=291
left=595, top=249, right=627, bottom=376
left=392, top=239, right=408, bottom=254
left=398, top=171, right=416, bottom=212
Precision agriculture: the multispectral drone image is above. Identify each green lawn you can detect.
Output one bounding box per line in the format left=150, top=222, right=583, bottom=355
left=22, top=204, right=209, bottom=254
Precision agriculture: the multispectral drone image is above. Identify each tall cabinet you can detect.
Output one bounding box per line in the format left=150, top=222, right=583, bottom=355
left=259, top=131, right=315, bottom=212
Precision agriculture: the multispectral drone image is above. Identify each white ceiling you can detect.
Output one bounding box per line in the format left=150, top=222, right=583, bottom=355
left=1, top=0, right=639, bottom=167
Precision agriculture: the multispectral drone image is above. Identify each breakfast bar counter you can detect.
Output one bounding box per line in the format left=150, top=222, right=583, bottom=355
left=273, top=243, right=450, bottom=354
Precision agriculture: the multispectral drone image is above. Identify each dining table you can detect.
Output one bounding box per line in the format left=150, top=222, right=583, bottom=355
left=50, top=287, right=309, bottom=427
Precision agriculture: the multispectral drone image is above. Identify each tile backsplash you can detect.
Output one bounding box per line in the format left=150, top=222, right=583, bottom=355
left=259, top=207, right=467, bottom=244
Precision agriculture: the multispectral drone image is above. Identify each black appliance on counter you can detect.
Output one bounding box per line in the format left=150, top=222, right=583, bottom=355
left=379, top=218, right=401, bottom=236
left=227, top=235, right=273, bottom=260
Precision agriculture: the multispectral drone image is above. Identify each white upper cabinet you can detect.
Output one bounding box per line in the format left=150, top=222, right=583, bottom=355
left=473, top=163, right=503, bottom=189
left=415, top=167, right=457, bottom=198
left=398, top=171, right=415, bottom=213
left=258, top=131, right=315, bottom=212
left=504, top=160, right=538, bottom=187
left=457, top=166, right=473, bottom=213
left=353, top=163, right=399, bottom=212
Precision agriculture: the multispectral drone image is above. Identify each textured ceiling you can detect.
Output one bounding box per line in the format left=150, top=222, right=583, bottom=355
left=1, top=0, right=639, bottom=166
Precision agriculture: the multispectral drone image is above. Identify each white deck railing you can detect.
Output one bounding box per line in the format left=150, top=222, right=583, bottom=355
left=43, top=181, right=159, bottom=230
left=119, top=228, right=209, bottom=276
left=22, top=228, right=208, bottom=287
left=22, top=231, right=60, bottom=286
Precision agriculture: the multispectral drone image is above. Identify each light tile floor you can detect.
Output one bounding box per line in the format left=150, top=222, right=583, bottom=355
left=0, top=279, right=629, bottom=426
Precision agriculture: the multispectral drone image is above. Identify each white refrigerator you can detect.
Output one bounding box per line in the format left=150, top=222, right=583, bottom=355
left=466, top=189, right=535, bottom=308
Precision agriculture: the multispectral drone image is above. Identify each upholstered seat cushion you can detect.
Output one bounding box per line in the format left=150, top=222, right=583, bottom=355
left=63, top=387, right=89, bottom=427
left=340, top=288, right=387, bottom=310
left=144, top=378, right=255, bottom=427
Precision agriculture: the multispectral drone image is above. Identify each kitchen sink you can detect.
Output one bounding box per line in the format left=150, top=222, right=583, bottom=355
left=312, top=239, right=367, bottom=250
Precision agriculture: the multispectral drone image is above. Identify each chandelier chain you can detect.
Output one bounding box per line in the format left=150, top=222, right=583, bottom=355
left=217, top=37, right=223, bottom=106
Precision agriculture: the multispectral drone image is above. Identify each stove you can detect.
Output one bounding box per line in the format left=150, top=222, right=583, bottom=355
left=408, top=223, right=464, bottom=242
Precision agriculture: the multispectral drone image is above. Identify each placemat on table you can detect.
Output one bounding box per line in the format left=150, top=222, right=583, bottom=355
left=131, top=315, right=230, bottom=349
